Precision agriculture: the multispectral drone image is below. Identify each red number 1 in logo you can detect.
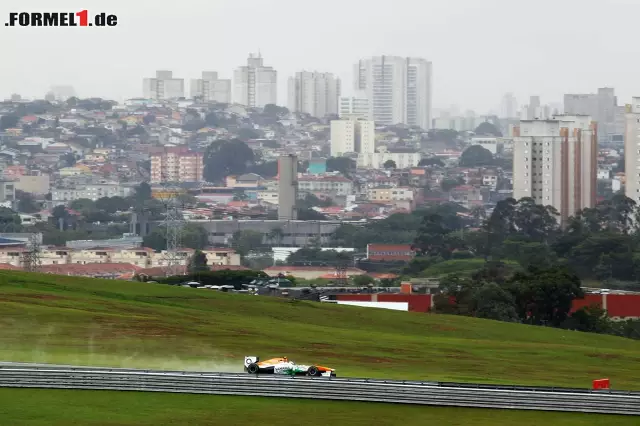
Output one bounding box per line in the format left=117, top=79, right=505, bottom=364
left=76, top=10, right=88, bottom=26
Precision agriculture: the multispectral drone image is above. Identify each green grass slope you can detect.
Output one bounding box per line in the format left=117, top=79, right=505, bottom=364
left=1, top=271, right=639, bottom=388
left=1, top=389, right=636, bottom=426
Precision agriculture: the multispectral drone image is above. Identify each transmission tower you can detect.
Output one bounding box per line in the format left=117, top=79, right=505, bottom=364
left=158, top=178, right=186, bottom=277
left=23, top=233, right=42, bottom=273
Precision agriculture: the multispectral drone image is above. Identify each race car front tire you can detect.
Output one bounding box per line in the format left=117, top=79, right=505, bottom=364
left=307, top=366, right=319, bottom=376
left=247, top=363, right=260, bottom=374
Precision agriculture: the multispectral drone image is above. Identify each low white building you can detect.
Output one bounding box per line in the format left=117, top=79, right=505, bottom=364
left=298, top=175, right=353, bottom=196
left=52, top=182, right=134, bottom=203
left=470, top=137, right=500, bottom=155
left=357, top=152, right=421, bottom=169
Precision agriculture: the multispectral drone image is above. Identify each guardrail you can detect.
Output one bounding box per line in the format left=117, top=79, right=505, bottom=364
left=0, top=364, right=638, bottom=415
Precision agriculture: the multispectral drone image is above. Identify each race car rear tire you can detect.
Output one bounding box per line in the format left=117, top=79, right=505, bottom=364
left=307, top=366, right=319, bottom=376
left=247, top=363, right=260, bottom=374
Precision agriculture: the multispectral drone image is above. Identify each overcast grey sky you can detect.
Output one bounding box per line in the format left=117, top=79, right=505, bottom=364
left=2, top=0, right=640, bottom=112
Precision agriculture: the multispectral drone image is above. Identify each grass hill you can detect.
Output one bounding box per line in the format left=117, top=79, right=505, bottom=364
left=2, top=389, right=637, bottom=426
left=1, top=270, right=639, bottom=389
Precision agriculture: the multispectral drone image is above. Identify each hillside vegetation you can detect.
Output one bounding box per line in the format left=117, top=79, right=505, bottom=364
left=1, top=271, right=640, bottom=388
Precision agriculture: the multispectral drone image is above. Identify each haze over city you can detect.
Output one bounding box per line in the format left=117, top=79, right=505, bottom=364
left=4, top=0, right=640, bottom=112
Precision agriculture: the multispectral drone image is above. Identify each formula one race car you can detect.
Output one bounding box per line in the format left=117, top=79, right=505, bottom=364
left=244, top=356, right=336, bottom=377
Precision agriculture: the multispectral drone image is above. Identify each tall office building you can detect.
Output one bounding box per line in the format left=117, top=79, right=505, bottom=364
left=339, top=91, right=370, bottom=120
left=625, top=98, right=640, bottom=202
left=49, top=85, right=76, bottom=101
left=143, top=70, right=185, bottom=100
left=287, top=71, right=341, bottom=118
left=564, top=88, right=618, bottom=142
left=330, top=116, right=375, bottom=157
left=513, top=115, right=597, bottom=224
left=500, top=93, right=518, bottom=118
left=354, top=56, right=432, bottom=129
left=190, top=71, right=232, bottom=103
left=278, top=154, right=298, bottom=221
left=234, top=53, right=277, bottom=108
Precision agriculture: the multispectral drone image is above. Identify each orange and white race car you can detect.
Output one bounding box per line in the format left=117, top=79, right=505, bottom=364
left=244, top=356, right=336, bottom=377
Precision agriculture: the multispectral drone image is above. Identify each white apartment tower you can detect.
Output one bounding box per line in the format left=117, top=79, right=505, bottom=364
left=624, top=98, right=640, bottom=202
left=143, top=70, right=185, bottom=100
left=234, top=53, right=277, bottom=108
left=330, top=116, right=375, bottom=157
left=354, top=56, right=432, bottom=129
left=190, top=71, right=232, bottom=103
left=339, top=91, right=371, bottom=120
left=513, top=115, right=597, bottom=224
left=287, top=71, right=341, bottom=118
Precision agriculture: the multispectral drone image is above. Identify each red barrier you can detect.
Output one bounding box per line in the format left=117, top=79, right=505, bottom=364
left=605, top=295, right=640, bottom=318
left=377, top=294, right=432, bottom=313
left=334, top=294, right=432, bottom=312
left=593, top=378, right=610, bottom=390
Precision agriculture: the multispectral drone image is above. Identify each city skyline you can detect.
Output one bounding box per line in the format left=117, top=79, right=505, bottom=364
left=3, top=0, right=640, bottom=112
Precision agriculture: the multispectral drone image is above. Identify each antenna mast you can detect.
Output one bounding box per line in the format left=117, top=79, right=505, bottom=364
left=159, top=177, right=185, bottom=277
left=23, top=233, right=42, bottom=273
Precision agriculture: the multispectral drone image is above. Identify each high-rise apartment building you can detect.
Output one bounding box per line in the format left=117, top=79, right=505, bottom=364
left=339, top=92, right=370, bottom=120
left=233, top=53, right=277, bottom=108
left=330, top=116, right=375, bottom=157
left=513, top=115, right=597, bottom=223
left=278, top=154, right=298, bottom=221
left=624, top=98, right=640, bottom=202
left=190, top=71, right=232, bottom=103
left=500, top=93, right=518, bottom=118
left=143, top=70, right=185, bottom=100
left=354, top=56, right=432, bottom=129
left=150, top=147, right=204, bottom=183
left=287, top=71, right=341, bottom=118
left=564, top=88, right=618, bottom=143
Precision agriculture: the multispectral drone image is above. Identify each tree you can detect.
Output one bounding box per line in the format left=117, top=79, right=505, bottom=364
left=263, top=104, right=288, bottom=117
left=326, top=157, right=356, bottom=176
left=0, top=115, right=20, bottom=130
left=70, top=198, right=95, bottom=211
left=15, top=191, right=39, bottom=213
left=564, top=304, right=613, bottom=333
left=459, top=145, right=494, bottom=167
left=508, top=266, right=583, bottom=327
left=203, top=139, right=255, bottom=183
left=182, top=224, right=209, bottom=250
left=297, top=208, right=327, bottom=221
left=474, top=122, right=502, bottom=137
left=133, top=182, right=152, bottom=203
left=418, top=157, right=444, bottom=167
left=142, top=114, right=156, bottom=125
left=49, top=205, right=72, bottom=230
left=440, top=178, right=461, bottom=192
left=142, top=229, right=166, bottom=251
left=0, top=208, right=22, bottom=232
left=95, top=196, right=131, bottom=214
left=471, top=283, right=519, bottom=322
left=237, top=128, right=260, bottom=140
left=383, top=159, right=397, bottom=169
left=413, top=213, right=452, bottom=258
left=230, top=230, right=263, bottom=257
left=352, top=275, right=375, bottom=287
left=267, top=227, right=284, bottom=246
left=61, top=152, right=76, bottom=167
left=188, top=250, right=209, bottom=273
